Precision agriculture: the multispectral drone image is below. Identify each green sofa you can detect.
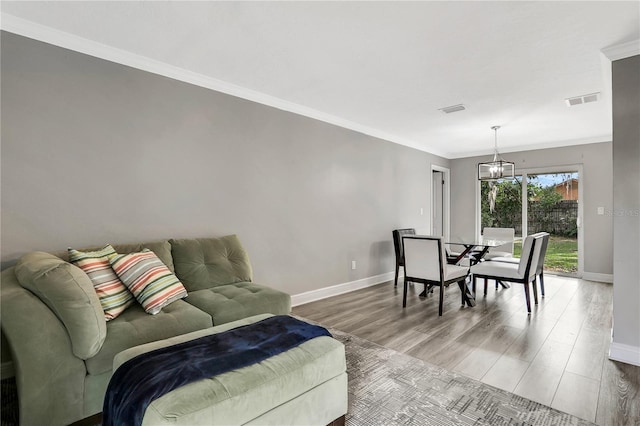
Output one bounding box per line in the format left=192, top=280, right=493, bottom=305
left=0, top=235, right=292, bottom=426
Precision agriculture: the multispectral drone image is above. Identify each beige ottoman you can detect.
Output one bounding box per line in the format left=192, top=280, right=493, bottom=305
left=112, top=314, right=348, bottom=425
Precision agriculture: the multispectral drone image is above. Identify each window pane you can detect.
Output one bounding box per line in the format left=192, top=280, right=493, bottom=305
left=480, top=178, right=522, bottom=239
left=526, top=172, right=578, bottom=275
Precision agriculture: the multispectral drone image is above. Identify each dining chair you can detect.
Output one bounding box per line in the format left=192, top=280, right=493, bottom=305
left=402, top=235, right=469, bottom=316
left=489, top=232, right=550, bottom=297
left=392, top=228, right=416, bottom=287
left=482, top=227, right=515, bottom=260
left=469, top=234, right=543, bottom=313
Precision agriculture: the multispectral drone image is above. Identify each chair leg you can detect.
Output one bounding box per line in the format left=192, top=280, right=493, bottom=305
left=394, top=264, right=399, bottom=287
left=438, top=283, right=444, bottom=316
left=472, top=275, right=476, bottom=295
left=484, top=278, right=488, bottom=296
left=402, top=277, right=408, bottom=308
left=404, top=265, right=411, bottom=286
left=523, top=282, right=532, bottom=314
left=539, top=271, right=545, bottom=297
left=532, top=279, right=539, bottom=305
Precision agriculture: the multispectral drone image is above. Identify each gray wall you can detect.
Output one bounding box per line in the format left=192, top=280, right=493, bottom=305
left=450, top=142, right=614, bottom=276
left=611, top=55, right=640, bottom=353
left=1, top=32, right=446, bottom=297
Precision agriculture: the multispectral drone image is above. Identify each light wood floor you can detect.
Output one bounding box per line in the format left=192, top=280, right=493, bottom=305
left=293, top=275, right=640, bottom=425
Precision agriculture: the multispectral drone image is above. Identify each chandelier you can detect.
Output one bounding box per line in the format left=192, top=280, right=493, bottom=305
left=477, top=126, right=515, bottom=181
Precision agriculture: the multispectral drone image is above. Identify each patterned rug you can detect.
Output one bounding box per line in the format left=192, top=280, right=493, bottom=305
left=330, top=328, right=594, bottom=426
left=1, top=328, right=594, bottom=426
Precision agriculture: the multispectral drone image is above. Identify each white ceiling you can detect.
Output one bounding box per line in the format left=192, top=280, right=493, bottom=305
left=1, top=1, right=639, bottom=159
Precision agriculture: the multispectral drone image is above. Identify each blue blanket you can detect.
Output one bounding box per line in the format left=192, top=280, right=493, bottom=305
left=102, top=315, right=331, bottom=426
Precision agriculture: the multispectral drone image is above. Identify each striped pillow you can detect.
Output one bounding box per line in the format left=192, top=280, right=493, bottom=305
left=109, top=249, right=187, bottom=315
left=68, top=245, right=135, bottom=321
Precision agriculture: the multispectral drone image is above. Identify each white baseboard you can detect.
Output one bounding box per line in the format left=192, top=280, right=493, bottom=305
left=1, top=361, right=15, bottom=379
left=291, top=272, right=395, bottom=307
left=609, top=341, right=640, bottom=366
left=582, top=272, right=613, bottom=283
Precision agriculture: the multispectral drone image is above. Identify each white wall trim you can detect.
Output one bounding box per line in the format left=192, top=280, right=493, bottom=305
left=0, top=13, right=445, bottom=158
left=431, top=165, right=451, bottom=241
left=602, top=39, right=640, bottom=61
left=291, top=272, right=394, bottom=307
left=1, top=361, right=15, bottom=379
left=609, top=341, right=640, bottom=367
left=582, top=272, right=614, bottom=283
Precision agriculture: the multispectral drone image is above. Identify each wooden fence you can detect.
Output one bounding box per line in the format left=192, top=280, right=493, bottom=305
left=528, top=200, right=578, bottom=236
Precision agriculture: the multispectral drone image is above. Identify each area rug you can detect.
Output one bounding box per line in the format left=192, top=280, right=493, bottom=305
left=1, top=328, right=594, bottom=426
left=330, top=328, right=594, bottom=426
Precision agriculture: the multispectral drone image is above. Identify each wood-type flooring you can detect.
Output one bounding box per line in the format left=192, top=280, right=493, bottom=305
left=293, top=275, right=640, bottom=425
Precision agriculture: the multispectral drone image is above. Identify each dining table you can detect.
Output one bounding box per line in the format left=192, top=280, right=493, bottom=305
left=446, top=236, right=517, bottom=267
left=417, top=236, right=519, bottom=306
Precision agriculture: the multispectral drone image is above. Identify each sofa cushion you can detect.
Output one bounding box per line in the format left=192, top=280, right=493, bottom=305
left=85, top=300, right=212, bottom=375
left=57, top=240, right=175, bottom=273
left=112, top=241, right=175, bottom=272
left=68, top=245, right=135, bottom=321
left=170, top=235, right=253, bottom=291
left=183, top=282, right=291, bottom=325
left=110, top=250, right=187, bottom=315
left=14, top=252, right=107, bottom=359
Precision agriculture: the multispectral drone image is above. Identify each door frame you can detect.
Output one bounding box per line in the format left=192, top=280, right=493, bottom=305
left=431, top=165, right=451, bottom=241
left=475, top=164, right=584, bottom=277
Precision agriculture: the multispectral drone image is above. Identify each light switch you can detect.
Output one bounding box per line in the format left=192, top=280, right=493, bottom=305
left=597, top=207, right=605, bottom=215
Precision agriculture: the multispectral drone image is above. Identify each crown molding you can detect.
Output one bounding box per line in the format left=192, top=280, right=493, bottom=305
left=0, top=13, right=441, bottom=157
left=602, top=39, right=640, bottom=61
left=448, top=135, right=612, bottom=159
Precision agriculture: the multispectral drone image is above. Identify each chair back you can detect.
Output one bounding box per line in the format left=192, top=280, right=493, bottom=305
left=483, top=227, right=515, bottom=255
left=531, top=232, right=550, bottom=274
left=518, top=234, right=543, bottom=279
left=402, top=235, right=444, bottom=282
left=393, top=228, right=416, bottom=263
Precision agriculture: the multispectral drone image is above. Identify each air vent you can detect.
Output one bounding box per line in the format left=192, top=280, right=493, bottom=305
left=439, top=104, right=466, bottom=114
left=565, top=92, right=600, bottom=107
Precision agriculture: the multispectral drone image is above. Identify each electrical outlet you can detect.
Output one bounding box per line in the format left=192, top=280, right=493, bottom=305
left=351, top=260, right=356, bottom=270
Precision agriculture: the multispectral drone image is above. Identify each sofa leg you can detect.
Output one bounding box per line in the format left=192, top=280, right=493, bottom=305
left=70, top=413, right=102, bottom=426
left=327, top=414, right=346, bottom=426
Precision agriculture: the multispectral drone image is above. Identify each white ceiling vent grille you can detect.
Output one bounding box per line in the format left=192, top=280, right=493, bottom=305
left=439, top=104, right=466, bottom=114
left=565, top=92, right=600, bottom=107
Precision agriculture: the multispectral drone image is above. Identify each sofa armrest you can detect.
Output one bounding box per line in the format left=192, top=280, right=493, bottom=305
left=1, top=267, right=87, bottom=425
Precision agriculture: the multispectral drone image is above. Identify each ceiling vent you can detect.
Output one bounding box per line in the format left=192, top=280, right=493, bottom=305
left=565, top=92, right=600, bottom=107
left=439, top=104, right=466, bottom=114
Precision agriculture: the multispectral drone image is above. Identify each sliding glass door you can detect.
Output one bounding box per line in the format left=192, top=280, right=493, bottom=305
left=480, top=178, right=523, bottom=240
left=526, top=172, right=579, bottom=275
left=478, top=168, right=582, bottom=277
